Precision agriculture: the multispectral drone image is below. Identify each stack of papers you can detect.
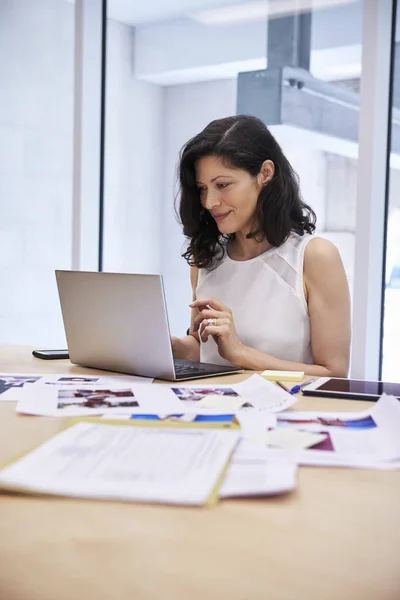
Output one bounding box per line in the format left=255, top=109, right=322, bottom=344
left=0, top=422, right=296, bottom=505
left=0, top=422, right=240, bottom=506
left=220, top=440, right=297, bottom=498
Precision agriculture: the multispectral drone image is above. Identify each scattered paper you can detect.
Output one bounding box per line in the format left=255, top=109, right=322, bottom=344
left=41, top=374, right=153, bottom=386
left=254, top=428, right=327, bottom=451
left=234, top=375, right=297, bottom=412
left=272, top=395, right=400, bottom=469
left=0, top=372, right=152, bottom=402
left=16, top=382, right=181, bottom=417
left=170, top=374, right=296, bottom=413
left=170, top=384, right=243, bottom=407
left=235, top=409, right=277, bottom=437
left=0, top=422, right=239, bottom=506
left=195, top=394, right=245, bottom=410
left=102, top=411, right=237, bottom=427
left=220, top=439, right=297, bottom=498
left=15, top=374, right=295, bottom=418
left=0, top=374, right=42, bottom=401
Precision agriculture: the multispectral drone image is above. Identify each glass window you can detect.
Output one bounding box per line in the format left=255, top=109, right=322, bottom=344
left=0, top=0, right=75, bottom=346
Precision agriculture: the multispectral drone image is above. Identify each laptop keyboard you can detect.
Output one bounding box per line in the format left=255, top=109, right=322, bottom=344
left=174, top=362, right=209, bottom=375
left=173, top=359, right=241, bottom=380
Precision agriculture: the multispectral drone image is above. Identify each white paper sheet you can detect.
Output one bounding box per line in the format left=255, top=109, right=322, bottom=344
left=253, top=429, right=328, bottom=451
left=40, top=374, right=153, bottom=386
left=234, top=375, right=297, bottom=411
left=235, top=409, right=277, bottom=437
left=0, top=372, right=152, bottom=402
left=194, top=394, right=245, bottom=410
left=169, top=374, right=296, bottom=413
left=0, top=374, right=43, bottom=401
left=0, top=422, right=239, bottom=506
left=16, top=382, right=181, bottom=417
left=270, top=394, right=400, bottom=469
left=220, top=439, right=297, bottom=498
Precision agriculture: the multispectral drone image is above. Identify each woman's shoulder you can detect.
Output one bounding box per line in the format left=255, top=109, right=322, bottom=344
left=303, top=237, right=344, bottom=283
left=304, top=237, right=341, bottom=263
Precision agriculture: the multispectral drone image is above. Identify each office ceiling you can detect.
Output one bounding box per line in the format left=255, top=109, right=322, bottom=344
left=109, top=0, right=247, bottom=24
left=62, top=0, right=252, bottom=25
left=64, top=0, right=359, bottom=26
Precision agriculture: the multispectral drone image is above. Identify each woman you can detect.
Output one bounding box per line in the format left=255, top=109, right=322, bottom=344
left=172, top=115, right=351, bottom=377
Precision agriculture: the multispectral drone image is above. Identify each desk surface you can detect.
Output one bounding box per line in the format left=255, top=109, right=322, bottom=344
left=0, top=345, right=399, bottom=600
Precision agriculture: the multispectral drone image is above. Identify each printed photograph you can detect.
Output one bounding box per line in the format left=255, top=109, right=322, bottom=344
left=0, top=375, right=41, bottom=396
left=128, top=413, right=235, bottom=423
left=278, top=415, right=377, bottom=430
left=307, top=431, right=335, bottom=451
left=171, top=387, right=239, bottom=402
left=57, top=388, right=139, bottom=410
left=46, top=376, right=100, bottom=386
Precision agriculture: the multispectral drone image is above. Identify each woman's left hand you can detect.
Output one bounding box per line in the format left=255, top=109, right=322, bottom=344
left=190, top=297, right=245, bottom=365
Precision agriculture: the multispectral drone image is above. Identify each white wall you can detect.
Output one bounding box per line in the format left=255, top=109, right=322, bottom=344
left=103, top=21, right=163, bottom=274
left=0, top=0, right=75, bottom=346
left=274, top=143, right=327, bottom=229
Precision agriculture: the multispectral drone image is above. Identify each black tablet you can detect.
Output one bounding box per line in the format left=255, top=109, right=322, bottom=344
left=302, top=377, right=400, bottom=401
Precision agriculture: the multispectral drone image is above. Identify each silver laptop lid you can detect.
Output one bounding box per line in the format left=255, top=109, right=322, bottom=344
left=55, top=271, right=176, bottom=379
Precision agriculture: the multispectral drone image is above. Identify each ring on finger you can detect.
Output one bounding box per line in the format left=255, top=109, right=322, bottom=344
left=207, top=317, right=218, bottom=326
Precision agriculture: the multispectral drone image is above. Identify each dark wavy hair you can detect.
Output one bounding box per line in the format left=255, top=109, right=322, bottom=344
left=177, top=115, right=316, bottom=269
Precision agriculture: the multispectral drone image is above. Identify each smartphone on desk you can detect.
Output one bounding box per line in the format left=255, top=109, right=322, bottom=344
left=32, top=349, right=69, bottom=360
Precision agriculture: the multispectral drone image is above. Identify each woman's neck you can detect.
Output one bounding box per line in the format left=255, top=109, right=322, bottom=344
left=228, top=231, right=272, bottom=261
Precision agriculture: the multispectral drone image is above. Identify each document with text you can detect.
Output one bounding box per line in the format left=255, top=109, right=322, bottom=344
left=0, top=422, right=239, bottom=506
left=220, top=439, right=297, bottom=498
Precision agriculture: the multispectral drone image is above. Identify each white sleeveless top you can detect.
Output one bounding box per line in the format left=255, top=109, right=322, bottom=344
left=197, top=232, right=314, bottom=366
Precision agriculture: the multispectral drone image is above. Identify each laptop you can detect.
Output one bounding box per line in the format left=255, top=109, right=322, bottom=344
left=55, top=270, right=242, bottom=381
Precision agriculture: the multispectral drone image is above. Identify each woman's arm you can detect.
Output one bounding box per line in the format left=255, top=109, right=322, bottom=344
left=171, top=267, right=201, bottom=361
left=236, top=238, right=351, bottom=376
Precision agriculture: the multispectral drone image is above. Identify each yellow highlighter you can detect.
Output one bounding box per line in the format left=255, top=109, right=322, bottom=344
left=261, top=370, right=304, bottom=382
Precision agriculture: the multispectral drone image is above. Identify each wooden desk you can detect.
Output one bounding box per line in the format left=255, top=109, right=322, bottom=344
left=0, top=345, right=399, bottom=600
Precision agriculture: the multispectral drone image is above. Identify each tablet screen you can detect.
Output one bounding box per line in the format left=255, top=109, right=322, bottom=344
left=318, top=379, right=400, bottom=397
